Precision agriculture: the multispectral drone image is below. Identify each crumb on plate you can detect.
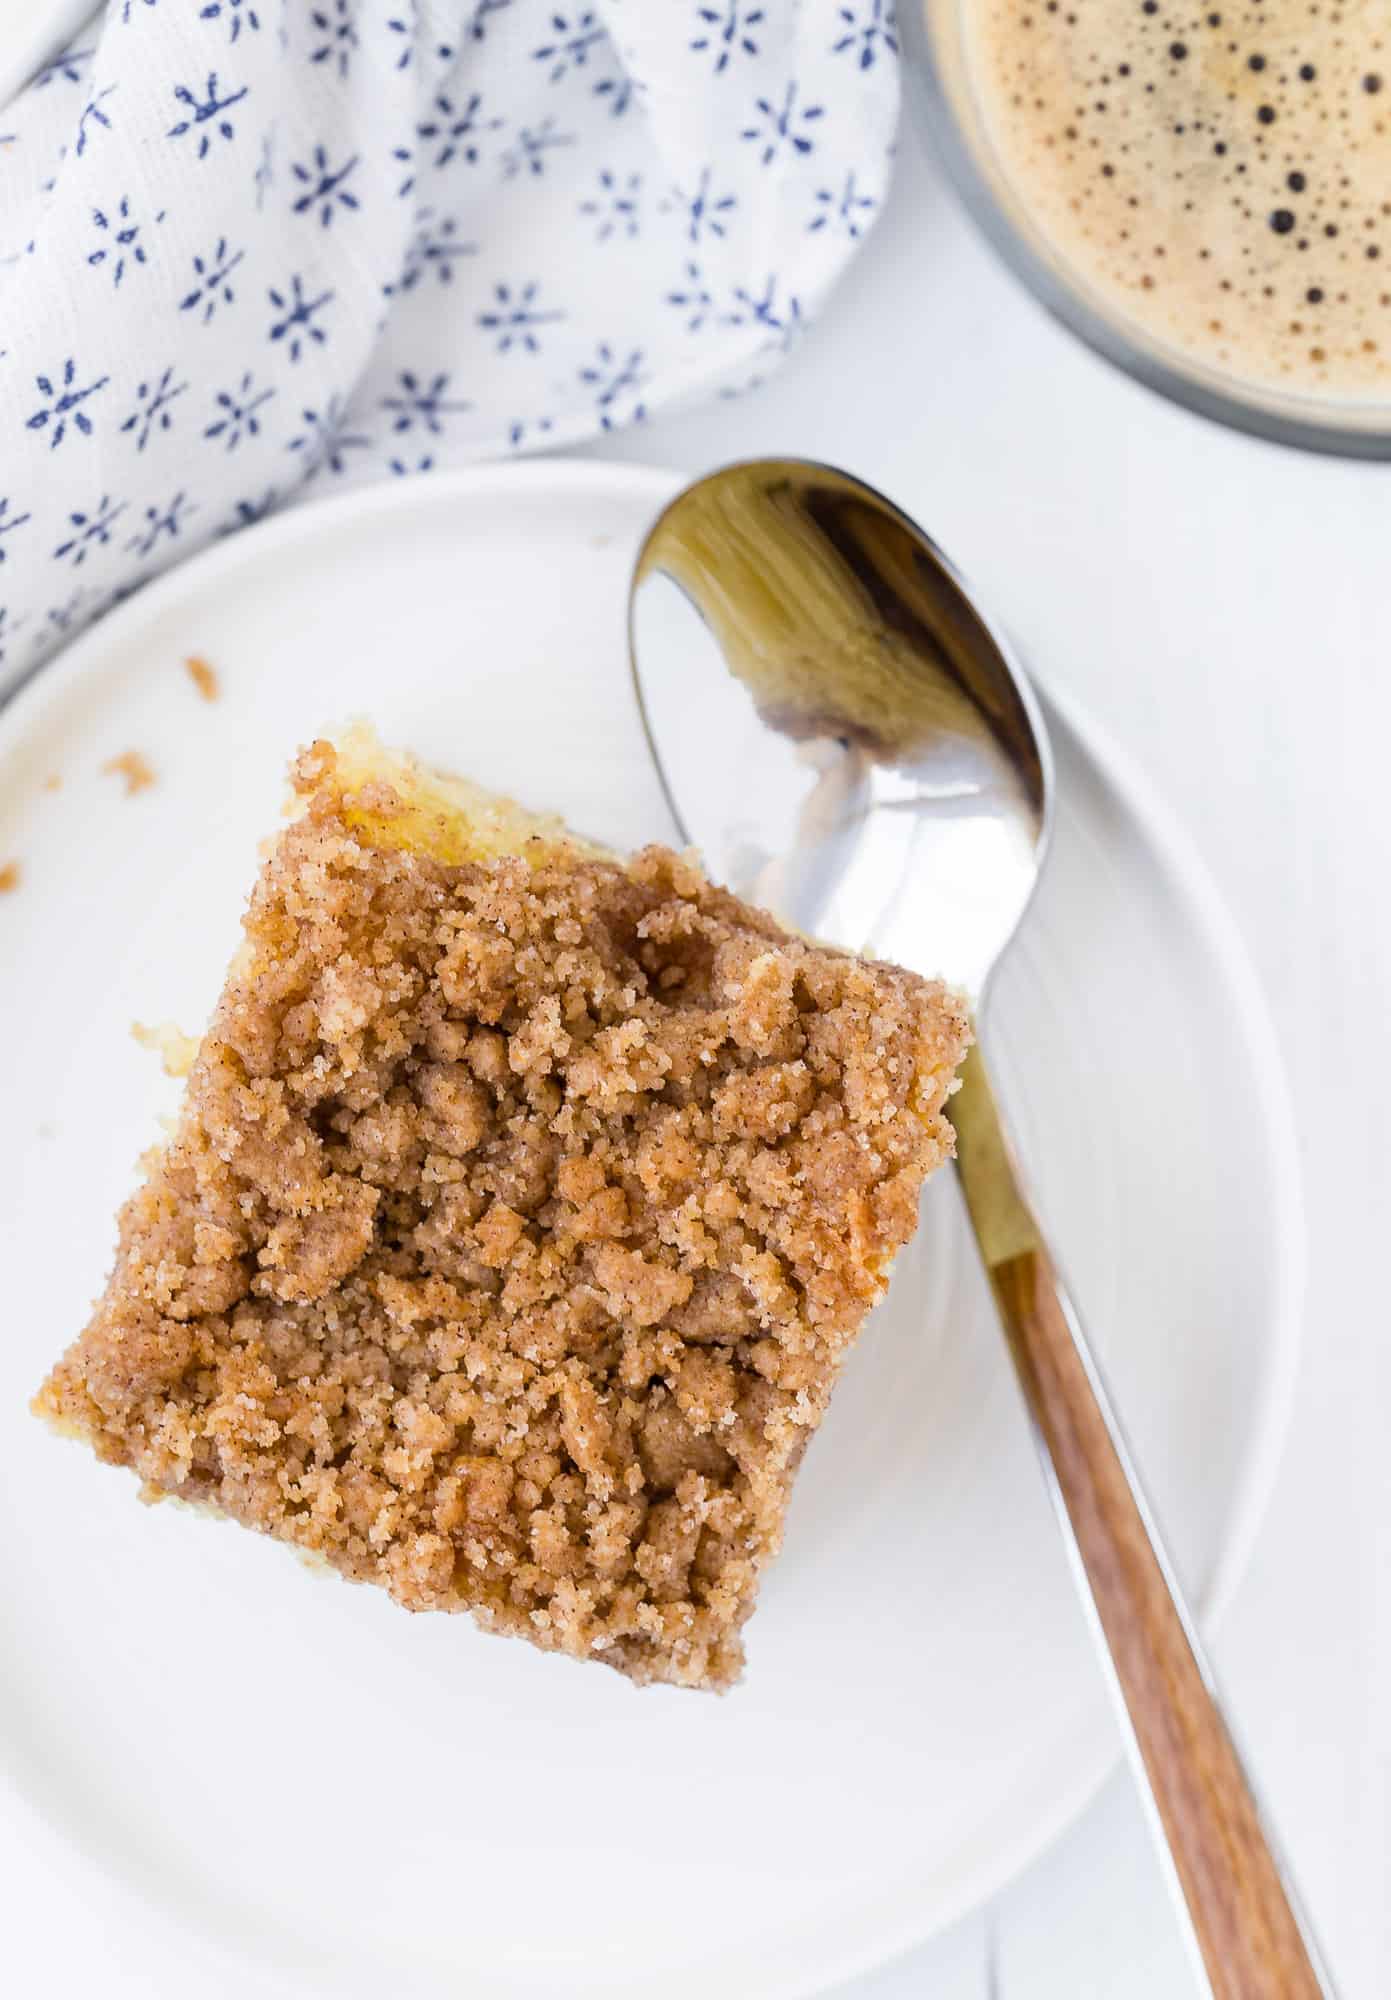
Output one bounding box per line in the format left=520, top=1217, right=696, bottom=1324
left=102, top=752, right=156, bottom=796
left=132, top=1021, right=201, bottom=1078
left=185, top=656, right=220, bottom=702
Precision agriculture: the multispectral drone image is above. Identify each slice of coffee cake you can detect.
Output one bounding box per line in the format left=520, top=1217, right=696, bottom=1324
left=36, top=730, right=969, bottom=1688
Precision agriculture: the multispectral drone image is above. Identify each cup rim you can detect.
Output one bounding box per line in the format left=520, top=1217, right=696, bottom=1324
left=899, top=1, right=1391, bottom=462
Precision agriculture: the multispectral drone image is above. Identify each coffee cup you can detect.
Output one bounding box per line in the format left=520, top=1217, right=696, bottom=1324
left=902, top=0, right=1391, bottom=456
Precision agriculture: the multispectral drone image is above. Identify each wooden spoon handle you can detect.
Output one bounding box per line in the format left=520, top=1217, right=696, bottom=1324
left=949, top=1043, right=1331, bottom=2000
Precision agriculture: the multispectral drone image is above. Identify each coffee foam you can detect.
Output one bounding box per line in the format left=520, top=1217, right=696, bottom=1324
left=965, top=2, right=1391, bottom=397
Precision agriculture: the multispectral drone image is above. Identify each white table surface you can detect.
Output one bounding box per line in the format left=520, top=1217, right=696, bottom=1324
left=6, top=102, right=1386, bottom=2000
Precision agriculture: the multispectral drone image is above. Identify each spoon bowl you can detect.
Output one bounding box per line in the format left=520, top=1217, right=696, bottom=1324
left=629, top=459, right=1049, bottom=1003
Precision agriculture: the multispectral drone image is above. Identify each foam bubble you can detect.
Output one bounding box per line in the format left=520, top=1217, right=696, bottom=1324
left=964, top=2, right=1391, bottom=397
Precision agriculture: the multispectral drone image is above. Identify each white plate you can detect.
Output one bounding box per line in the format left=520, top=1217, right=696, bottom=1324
left=0, top=461, right=1301, bottom=1999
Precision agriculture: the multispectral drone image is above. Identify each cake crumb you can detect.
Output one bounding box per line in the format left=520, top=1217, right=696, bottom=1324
left=102, top=751, right=156, bottom=796
left=185, top=655, right=220, bottom=702
left=132, top=1020, right=200, bottom=1078
left=0, top=861, right=19, bottom=893
left=36, top=736, right=970, bottom=1691
left=43, top=774, right=61, bottom=792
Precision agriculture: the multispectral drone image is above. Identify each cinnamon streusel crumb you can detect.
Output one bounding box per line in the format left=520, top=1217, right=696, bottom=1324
left=36, top=735, right=969, bottom=1689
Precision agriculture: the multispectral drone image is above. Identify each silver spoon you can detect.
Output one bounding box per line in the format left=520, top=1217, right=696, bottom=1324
left=628, top=458, right=1331, bottom=2000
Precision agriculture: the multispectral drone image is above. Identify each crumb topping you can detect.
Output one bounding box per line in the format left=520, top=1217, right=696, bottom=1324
left=37, top=741, right=968, bottom=1689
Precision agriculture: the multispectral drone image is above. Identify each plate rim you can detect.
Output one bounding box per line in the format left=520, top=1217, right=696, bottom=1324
left=0, top=458, right=1305, bottom=1997
left=1030, top=680, right=1305, bottom=1633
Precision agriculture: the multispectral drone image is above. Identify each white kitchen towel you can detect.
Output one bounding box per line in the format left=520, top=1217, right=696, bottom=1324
left=0, top=0, right=898, bottom=690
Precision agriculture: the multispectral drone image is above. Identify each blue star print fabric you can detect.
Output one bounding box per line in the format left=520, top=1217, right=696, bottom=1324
left=0, top=1, right=898, bottom=688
